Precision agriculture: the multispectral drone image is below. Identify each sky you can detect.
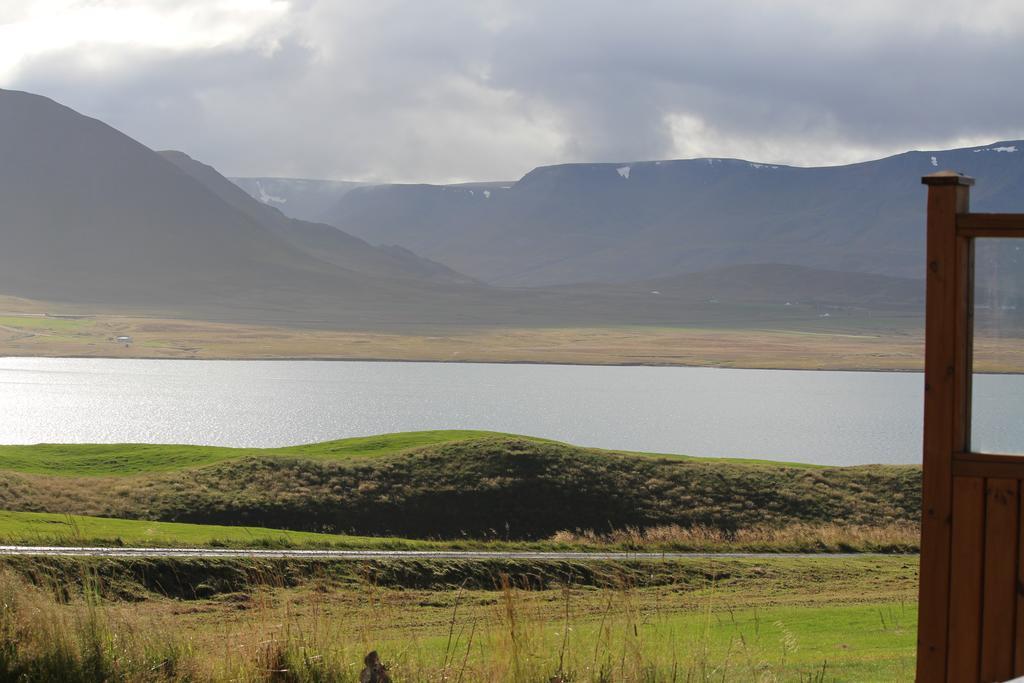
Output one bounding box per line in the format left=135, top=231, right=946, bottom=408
left=2, top=0, right=1024, bottom=183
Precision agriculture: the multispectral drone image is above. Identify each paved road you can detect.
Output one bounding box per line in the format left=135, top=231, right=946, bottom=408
left=0, top=546, right=896, bottom=561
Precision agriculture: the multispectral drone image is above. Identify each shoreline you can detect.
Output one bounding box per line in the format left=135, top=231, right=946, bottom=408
left=6, top=352, right=1022, bottom=375
left=0, top=351, right=928, bottom=373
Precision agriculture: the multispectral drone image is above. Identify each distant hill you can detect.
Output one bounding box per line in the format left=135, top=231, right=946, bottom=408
left=163, top=152, right=474, bottom=285
left=0, top=87, right=936, bottom=330
left=229, top=177, right=365, bottom=223
left=0, top=88, right=503, bottom=324
left=320, top=143, right=1024, bottom=286
left=567, top=264, right=924, bottom=308
left=0, top=88, right=343, bottom=309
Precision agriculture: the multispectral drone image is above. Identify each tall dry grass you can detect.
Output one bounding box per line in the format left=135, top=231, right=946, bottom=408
left=0, top=567, right=196, bottom=681
left=549, top=522, right=919, bottom=553
left=0, top=564, right=876, bottom=682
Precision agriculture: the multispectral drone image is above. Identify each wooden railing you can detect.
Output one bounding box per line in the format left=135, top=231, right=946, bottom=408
left=917, top=171, right=1024, bottom=682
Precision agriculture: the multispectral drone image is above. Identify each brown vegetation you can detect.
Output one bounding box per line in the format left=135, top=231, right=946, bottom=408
left=0, top=293, right=948, bottom=370
left=550, top=522, right=920, bottom=553
left=0, top=554, right=919, bottom=681
left=0, top=438, right=920, bottom=540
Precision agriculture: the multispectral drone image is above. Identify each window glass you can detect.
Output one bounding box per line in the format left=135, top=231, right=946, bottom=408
left=972, top=238, right=1024, bottom=454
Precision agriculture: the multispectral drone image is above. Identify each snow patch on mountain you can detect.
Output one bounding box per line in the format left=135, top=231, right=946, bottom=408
left=974, top=145, right=1019, bottom=153
left=255, top=181, right=287, bottom=205
left=930, top=156, right=938, bottom=167
left=616, top=165, right=631, bottom=179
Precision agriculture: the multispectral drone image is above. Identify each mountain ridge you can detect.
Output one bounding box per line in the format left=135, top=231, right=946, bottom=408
left=228, top=177, right=366, bottom=223
left=279, top=140, right=1024, bottom=286
left=162, top=151, right=475, bottom=285
left=0, top=87, right=947, bottom=331
left=0, top=88, right=492, bottom=325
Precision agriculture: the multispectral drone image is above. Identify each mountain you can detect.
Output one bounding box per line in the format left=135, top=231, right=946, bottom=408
left=0, top=87, right=933, bottom=330
left=0, top=88, right=485, bottom=323
left=321, top=143, right=1024, bottom=286
left=229, top=177, right=364, bottom=223
left=162, top=152, right=473, bottom=284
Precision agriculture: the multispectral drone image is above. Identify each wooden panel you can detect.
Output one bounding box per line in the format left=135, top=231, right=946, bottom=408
left=954, top=453, right=1024, bottom=479
left=918, top=176, right=974, bottom=682
left=980, top=478, right=1020, bottom=682
left=957, top=213, right=1024, bottom=237
left=959, top=227, right=1024, bottom=239
left=947, top=476, right=986, bottom=682
left=1017, top=501, right=1024, bottom=676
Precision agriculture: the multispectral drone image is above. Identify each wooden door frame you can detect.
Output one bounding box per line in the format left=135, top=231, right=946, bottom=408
left=917, top=171, right=1024, bottom=681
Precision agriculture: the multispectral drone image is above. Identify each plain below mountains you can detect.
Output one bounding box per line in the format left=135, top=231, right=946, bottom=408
left=0, top=87, right=930, bottom=329
left=242, top=141, right=1024, bottom=287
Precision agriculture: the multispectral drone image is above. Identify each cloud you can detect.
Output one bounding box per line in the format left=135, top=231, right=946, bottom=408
left=5, top=0, right=1024, bottom=182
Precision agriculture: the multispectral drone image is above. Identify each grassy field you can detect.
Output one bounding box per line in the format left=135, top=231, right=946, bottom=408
left=0, top=424, right=922, bottom=678
left=0, top=298, right=935, bottom=370
left=2, top=309, right=1020, bottom=372
left=3, top=293, right=1022, bottom=371
left=0, top=554, right=919, bottom=680
left=0, top=434, right=919, bottom=540
left=0, top=510, right=920, bottom=553
left=0, top=510, right=429, bottom=550
left=0, top=430, right=518, bottom=476
left=0, top=430, right=812, bottom=478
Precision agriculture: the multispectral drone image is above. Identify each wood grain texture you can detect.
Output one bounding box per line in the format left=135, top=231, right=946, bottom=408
left=980, top=478, right=1020, bottom=682
left=954, top=453, right=1024, bottom=480
left=957, top=213, right=1024, bottom=236
left=947, top=476, right=986, bottom=681
left=1016, top=499, right=1024, bottom=676
left=917, top=177, right=973, bottom=682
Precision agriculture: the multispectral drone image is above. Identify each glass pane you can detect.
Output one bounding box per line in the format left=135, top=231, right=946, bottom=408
left=972, top=238, right=1024, bottom=454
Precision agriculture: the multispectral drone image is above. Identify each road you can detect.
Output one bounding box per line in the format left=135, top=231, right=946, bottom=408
left=0, top=546, right=893, bottom=560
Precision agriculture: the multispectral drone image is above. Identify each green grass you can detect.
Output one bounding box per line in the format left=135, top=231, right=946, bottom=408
left=591, top=601, right=916, bottom=680
left=0, top=430, right=815, bottom=477
left=398, top=601, right=917, bottom=681
left=0, top=430, right=518, bottom=476
left=0, top=510, right=919, bottom=553
left=0, top=315, right=88, bottom=331
left=0, top=510, right=433, bottom=549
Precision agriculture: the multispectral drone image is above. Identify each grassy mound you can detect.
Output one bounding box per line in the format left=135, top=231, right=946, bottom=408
left=0, top=434, right=919, bottom=540
left=0, top=430, right=811, bottom=476
left=0, top=430, right=513, bottom=476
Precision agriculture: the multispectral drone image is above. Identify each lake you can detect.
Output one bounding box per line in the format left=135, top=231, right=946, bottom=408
left=1, top=357, right=1021, bottom=465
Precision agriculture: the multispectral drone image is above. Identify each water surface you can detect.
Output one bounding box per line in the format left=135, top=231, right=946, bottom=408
left=1, top=357, right=1019, bottom=465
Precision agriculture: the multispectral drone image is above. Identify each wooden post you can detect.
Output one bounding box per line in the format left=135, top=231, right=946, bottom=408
left=917, top=170, right=974, bottom=682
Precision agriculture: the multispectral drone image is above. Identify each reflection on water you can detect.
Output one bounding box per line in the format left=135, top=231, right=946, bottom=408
left=2, top=357, right=1014, bottom=466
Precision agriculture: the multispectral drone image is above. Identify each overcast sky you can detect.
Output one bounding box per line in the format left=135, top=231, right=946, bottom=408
left=3, top=0, right=1023, bottom=183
